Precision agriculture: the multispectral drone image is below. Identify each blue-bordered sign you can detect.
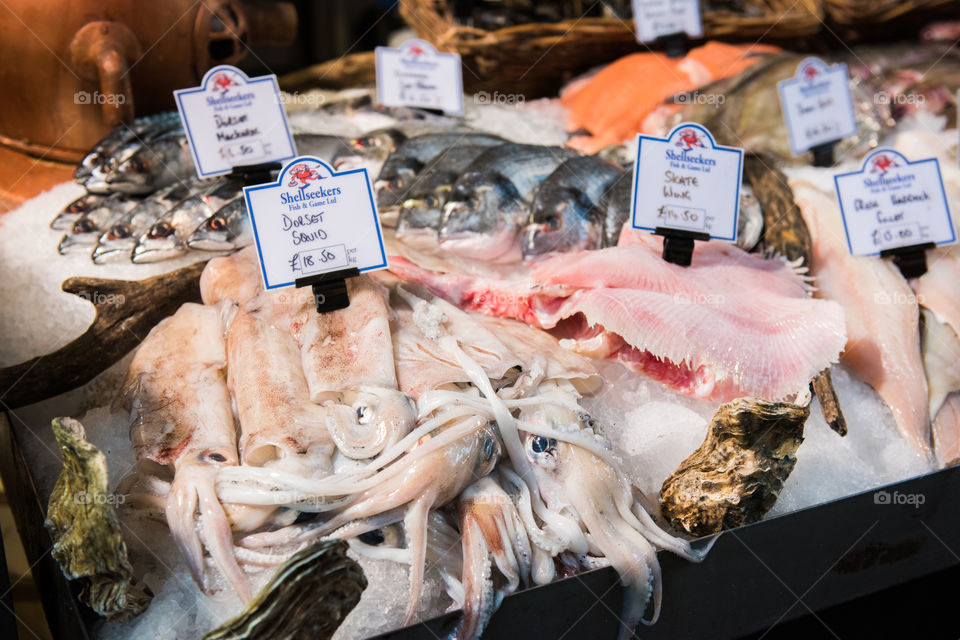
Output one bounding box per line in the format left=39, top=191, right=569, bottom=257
left=777, top=57, right=857, bottom=157
left=631, top=123, right=743, bottom=241
left=174, top=65, right=296, bottom=178
left=375, top=39, right=463, bottom=115
left=632, top=0, right=703, bottom=43
left=243, top=156, right=387, bottom=289
left=834, top=149, right=955, bottom=256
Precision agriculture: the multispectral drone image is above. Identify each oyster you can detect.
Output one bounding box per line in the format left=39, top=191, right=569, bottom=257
left=203, top=539, right=366, bottom=640
left=659, top=398, right=810, bottom=537
left=44, top=417, right=149, bottom=619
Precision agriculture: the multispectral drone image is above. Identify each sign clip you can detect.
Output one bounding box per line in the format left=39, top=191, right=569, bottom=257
left=656, top=31, right=689, bottom=59
left=655, top=227, right=710, bottom=266
left=811, top=141, right=838, bottom=168
left=879, top=242, right=935, bottom=279
left=230, top=162, right=282, bottom=186
left=296, top=268, right=360, bottom=313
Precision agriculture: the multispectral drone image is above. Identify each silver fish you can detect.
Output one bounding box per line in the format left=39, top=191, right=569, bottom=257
left=105, top=130, right=193, bottom=195
left=51, top=192, right=105, bottom=231
left=187, top=197, right=251, bottom=252
left=375, top=132, right=504, bottom=209
left=92, top=178, right=210, bottom=264
left=58, top=195, right=137, bottom=255
left=84, top=138, right=150, bottom=194
left=440, top=143, right=577, bottom=263
left=132, top=178, right=241, bottom=263
left=522, top=155, right=625, bottom=258
left=75, top=112, right=182, bottom=183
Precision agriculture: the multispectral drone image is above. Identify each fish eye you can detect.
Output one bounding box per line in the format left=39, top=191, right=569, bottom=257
left=466, top=198, right=479, bottom=211
left=75, top=218, right=95, bottom=233
left=356, top=405, right=370, bottom=424
left=580, top=414, right=597, bottom=430
left=545, top=214, right=562, bottom=230
left=358, top=529, right=386, bottom=545
left=482, top=437, right=496, bottom=461
left=530, top=435, right=557, bottom=454
left=205, top=452, right=227, bottom=463
left=395, top=177, right=405, bottom=189
left=149, top=221, right=173, bottom=238
left=209, top=216, right=226, bottom=231
left=425, top=195, right=437, bottom=208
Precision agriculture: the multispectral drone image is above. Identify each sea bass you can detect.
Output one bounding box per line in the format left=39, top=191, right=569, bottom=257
left=523, top=156, right=625, bottom=258
left=395, top=144, right=495, bottom=244
left=387, top=240, right=846, bottom=402
left=440, top=144, right=577, bottom=263
left=132, top=178, right=241, bottom=263
left=375, top=132, right=505, bottom=209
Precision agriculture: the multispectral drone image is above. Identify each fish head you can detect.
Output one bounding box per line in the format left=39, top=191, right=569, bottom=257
left=107, top=153, right=155, bottom=193
left=350, top=129, right=405, bottom=159
left=439, top=172, right=526, bottom=263
left=397, top=190, right=447, bottom=233
left=132, top=205, right=195, bottom=263
left=523, top=187, right=601, bottom=259
left=188, top=201, right=245, bottom=251
left=375, top=166, right=417, bottom=209
left=92, top=221, right=138, bottom=263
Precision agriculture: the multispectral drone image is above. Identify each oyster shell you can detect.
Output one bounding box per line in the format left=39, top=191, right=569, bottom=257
left=203, top=539, right=366, bottom=640
left=659, top=398, right=809, bottom=536
left=44, top=417, right=150, bottom=619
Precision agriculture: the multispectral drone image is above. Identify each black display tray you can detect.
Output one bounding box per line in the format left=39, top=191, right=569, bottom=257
left=2, top=411, right=958, bottom=640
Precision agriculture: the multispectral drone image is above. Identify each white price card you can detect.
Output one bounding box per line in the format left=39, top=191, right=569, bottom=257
left=243, top=157, right=388, bottom=289
left=777, top=57, right=858, bottom=156
left=834, top=149, right=955, bottom=256
left=375, top=39, right=463, bottom=115
left=632, top=0, right=703, bottom=43
left=631, top=123, right=743, bottom=241
left=174, top=65, right=296, bottom=178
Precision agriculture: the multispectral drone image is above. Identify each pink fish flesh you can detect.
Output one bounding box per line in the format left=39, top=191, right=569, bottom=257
left=388, top=242, right=846, bottom=402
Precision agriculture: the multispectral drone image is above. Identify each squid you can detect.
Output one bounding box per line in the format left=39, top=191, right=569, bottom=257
left=199, top=245, right=263, bottom=306
left=120, top=300, right=252, bottom=602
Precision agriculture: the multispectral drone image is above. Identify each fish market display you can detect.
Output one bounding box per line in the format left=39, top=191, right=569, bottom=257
left=388, top=238, right=847, bottom=403
left=561, top=42, right=781, bottom=153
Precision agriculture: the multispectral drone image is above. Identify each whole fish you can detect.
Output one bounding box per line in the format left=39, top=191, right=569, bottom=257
left=58, top=194, right=137, bottom=255
left=74, top=112, right=182, bottom=183
left=440, top=143, right=577, bottom=263
left=348, top=122, right=470, bottom=163
left=188, top=197, right=251, bottom=252
left=84, top=138, right=154, bottom=194
left=522, top=155, right=625, bottom=258
left=92, top=178, right=210, bottom=264
left=105, top=129, right=194, bottom=195
left=375, top=132, right=505, bottom=209
left=293, top=133, right=358, bottom=168
left=50, top=192, right=105, bottom=231
left=132, top=178, right=241, bottom=263
left=395, top=145, right=494, bottom=241
left=598, top=167, right=633, bottom=247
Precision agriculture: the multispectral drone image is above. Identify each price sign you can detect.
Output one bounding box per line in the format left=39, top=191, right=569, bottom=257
left=777, top=57, right=858, bottom=156
left=174, top=65, right=296, bottom=178
left=243, top=157, right=387, bottom=289
left=375, top=39, right=463, bottom=115
left=632, top=0, right=703, bottom=43
left=631, top=123, right=743, bottom=242
left=834, top=149, right=955, bottom=256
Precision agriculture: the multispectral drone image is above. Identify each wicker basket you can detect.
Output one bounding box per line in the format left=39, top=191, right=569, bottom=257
left=399, top=0, right=824, bottom=97
left=823, top=0, right=958, bottom=26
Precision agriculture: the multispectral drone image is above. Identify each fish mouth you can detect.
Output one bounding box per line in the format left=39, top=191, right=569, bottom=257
left=439, top=225, right=523, bottom=264
left=92, top=241, right=134, bottom=264
left=50, top=213, right=81, bottom=231
left=132, top=239, right=184, bottom=264
left=188, top=232, right=234, bottom=252
left=83, top=178, right=111, bottom=194
left=58, top=234, right=97, bottom=255
left=398, top=200, right=442, bottom=232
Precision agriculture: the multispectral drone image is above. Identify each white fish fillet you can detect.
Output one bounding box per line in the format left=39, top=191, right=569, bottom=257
left=790, top=178, right=931, bottom=456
